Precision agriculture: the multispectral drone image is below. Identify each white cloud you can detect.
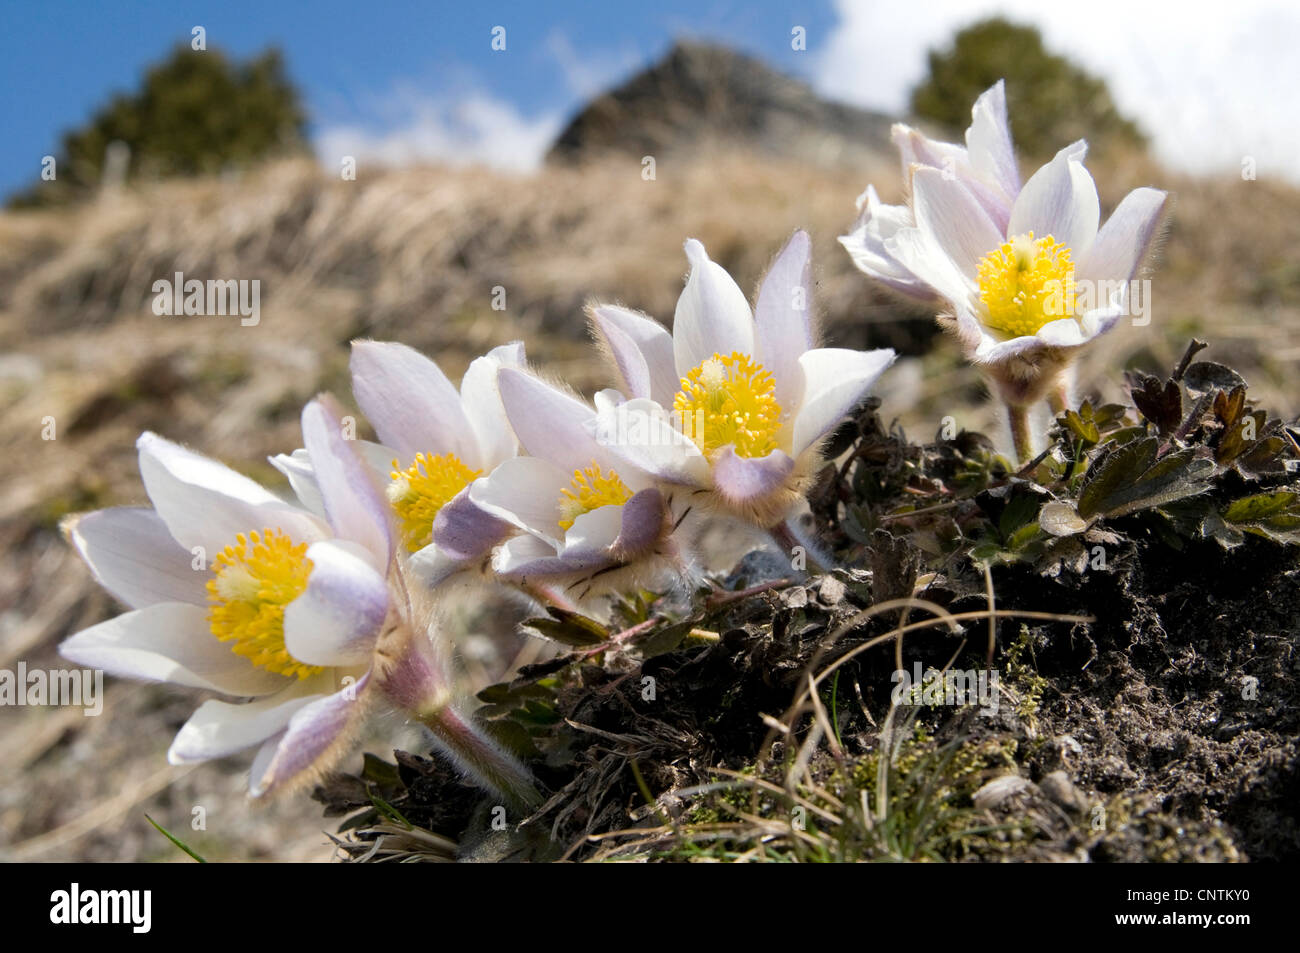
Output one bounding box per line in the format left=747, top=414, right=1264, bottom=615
left=315, top=88, right=563, bottom=173
left=544, top=30, right=642, bottom=100
left=815, top=0, right=1300, bottom=181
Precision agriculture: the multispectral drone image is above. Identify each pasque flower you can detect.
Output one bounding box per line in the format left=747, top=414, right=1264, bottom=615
left=60, top=397, right=540, bottom=807
left=840, top=80, right=1167, bottom=461
left=467, top=366, right=678, bottom=596
left=60, top=398, right=394, bottom=796
left=273, top=341, right=524, bottom=588
left=587, top=231, right=895, bottom=536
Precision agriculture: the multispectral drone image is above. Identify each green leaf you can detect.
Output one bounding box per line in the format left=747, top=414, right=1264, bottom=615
left=523, top=609, right=609, bottom=646
left=144, top=814, right=207, bottom=863
left=1221, top=490, right=1300, bottom=545
left=1077, top=438, right=1214, bottom=520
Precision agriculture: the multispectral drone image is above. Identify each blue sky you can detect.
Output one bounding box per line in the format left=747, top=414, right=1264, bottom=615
left=0, top=0, right=833, bottom=198
left=3, top=0, right=1298, bottom=199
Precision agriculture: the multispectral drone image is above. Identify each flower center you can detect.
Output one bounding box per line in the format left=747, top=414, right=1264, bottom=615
left=558, top=461, right=632, bottom=530
left=206, top=529, right=319, bottom=679
left=388, top=452, right=481, bottom=553
left=672, top=351, right=781, bottom=459
left=976, top=232, right=1076, bottom=338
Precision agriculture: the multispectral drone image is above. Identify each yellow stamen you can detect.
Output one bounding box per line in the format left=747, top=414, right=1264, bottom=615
left=976, top=232, right=1076, bottom=338
left=388, top=452, right=481, bottom=553
left=558, top=461, right=632, bottom=530
left=672, top=351, right=781, bottom=459
left=206, top=529, right=319, bottom=680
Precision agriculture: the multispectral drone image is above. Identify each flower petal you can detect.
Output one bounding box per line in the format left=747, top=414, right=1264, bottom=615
left=590, top=305, right=679, bottom=407
left=560, top=504, right=624, bottom=557
left=349, top=340, right=476, bottom=462
left=283, top=539, right=388, bottom=667
left=167, top=678, right=327, bottom=765
left=884, top=226, right=976, bottom=312
left=673, top=239, right=755, bottom=377
left=138, top=432, right=324, bottom=555
left=1078, top=187, right=1168, bottom=283
left=711, top=447, right=795, bottom=509
left=754, top=230, right=815, bottom=412
left=792, top=347, right=897, bottom=456
left=493, top=533, right=601, bottom=578
left=839, top=186, right=935, bottom=299
left=67, top=507, right=209, bottom=609
left=965, top=80, right=1019, bottom=205
left=301, top=396, right=393, bottom=568
left=496, top=366, right=605, bottom=474
left=430, top=488, right=516, bottom=563
left=612, top=487, right=667, bottom=558
left=590, top=398, right=711, bottom=486
left=467, top=455, right=568, bottom=547
left=59, top=602, right=286, bottom=696
left=250, top=672, right=370, bottom=796
left=1008, top=141, right=1100, bottom=255
left=460, top=341, right=525, bottom=470
left=911, top=166, right=1006, bottom=280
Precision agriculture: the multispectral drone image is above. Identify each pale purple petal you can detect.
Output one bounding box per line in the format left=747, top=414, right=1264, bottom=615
left=497, top=367, right=605, bottom=473
left=168, top=678, right=327, bottom=765
left=911, top=166, right=1006, bottom=280
left=590, top=305, right=679, bottom=407
left=251, top=672, right=370, bottom=796
left=459, top=342, right=525, bottom=470
left=884, top=226, right=976, bottom=311
left=1078, top=187, right=1168, bottom=283
left=792, top=348, right=897, bottom=456
left=283, top=539, right=387, bottom=667
left=430, top=488, right=515, bottom=562
left=560, top=504, right=624, bottom=557
left=349, top=340, right=476, bottom=462
left=493, top=533, right=610, bottom=578
left=965, top=80, right=1019, bottom=205
left=754, top=230, right=815, bottom=412
left=467, top=455, right=568, bottom=546
left=138, top=432, right=324, bottom=555
left=301, top=396, right=393, bottom=568
left=1008, top=141, right=1100, bottom=255
left=613, top=487, right=667, bottom=558
left=673, top=239, right=755, bottom=378
left=67, top=507, right=209, bottom=609
left=59, top=602, right=286, bottom=697
left=590, top=398, right=711, bottom=486
left=711, top=447, right=795, bottom=509
left=839, top=186, right=935, bottom=299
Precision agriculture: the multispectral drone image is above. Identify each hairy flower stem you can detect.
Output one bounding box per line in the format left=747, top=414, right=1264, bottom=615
left=1007, top=403, right=1035, bottom=464
left=1047, top=383, right=1070, bottom=416
left=514, top=580, right=579, bottom=614
left=769, top=519, right=831, bottom=575
left=417, top=704, right=544, bottom=813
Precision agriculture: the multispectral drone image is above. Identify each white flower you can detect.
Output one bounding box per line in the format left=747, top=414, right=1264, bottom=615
left=272, top=341, right=524, bottom=588
left=60, top=397, right=395, bottom=796
left=588, top=231, right=895, bottom=528
left=841, top=80, right=1168, bottom=410
left=467, top=368, right=675, bottom=590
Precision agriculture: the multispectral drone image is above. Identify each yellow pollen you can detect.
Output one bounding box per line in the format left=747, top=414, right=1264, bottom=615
left=672, top=351, right=781, bottom=459
left=206, top=529, right=319, bottom=680
left=976, top=232, right=1076, bottom=338
left=558, top=461, right=632, bottom=530
left=388, top=452, right=481, bottom=553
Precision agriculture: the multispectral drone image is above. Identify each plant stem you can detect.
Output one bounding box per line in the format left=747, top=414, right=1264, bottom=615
left=514, top=579, right=579, bottom=614
left=1007, top=403, right=1035, bottom=465
left=418, top=704, right=544, bottom=813
left=769, top=519, right=831, bottom=574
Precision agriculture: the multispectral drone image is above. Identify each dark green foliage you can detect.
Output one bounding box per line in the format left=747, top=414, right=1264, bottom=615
left=11, top=45, right=306, bottom=207
left=910, top=18, right=1146, bottom=158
